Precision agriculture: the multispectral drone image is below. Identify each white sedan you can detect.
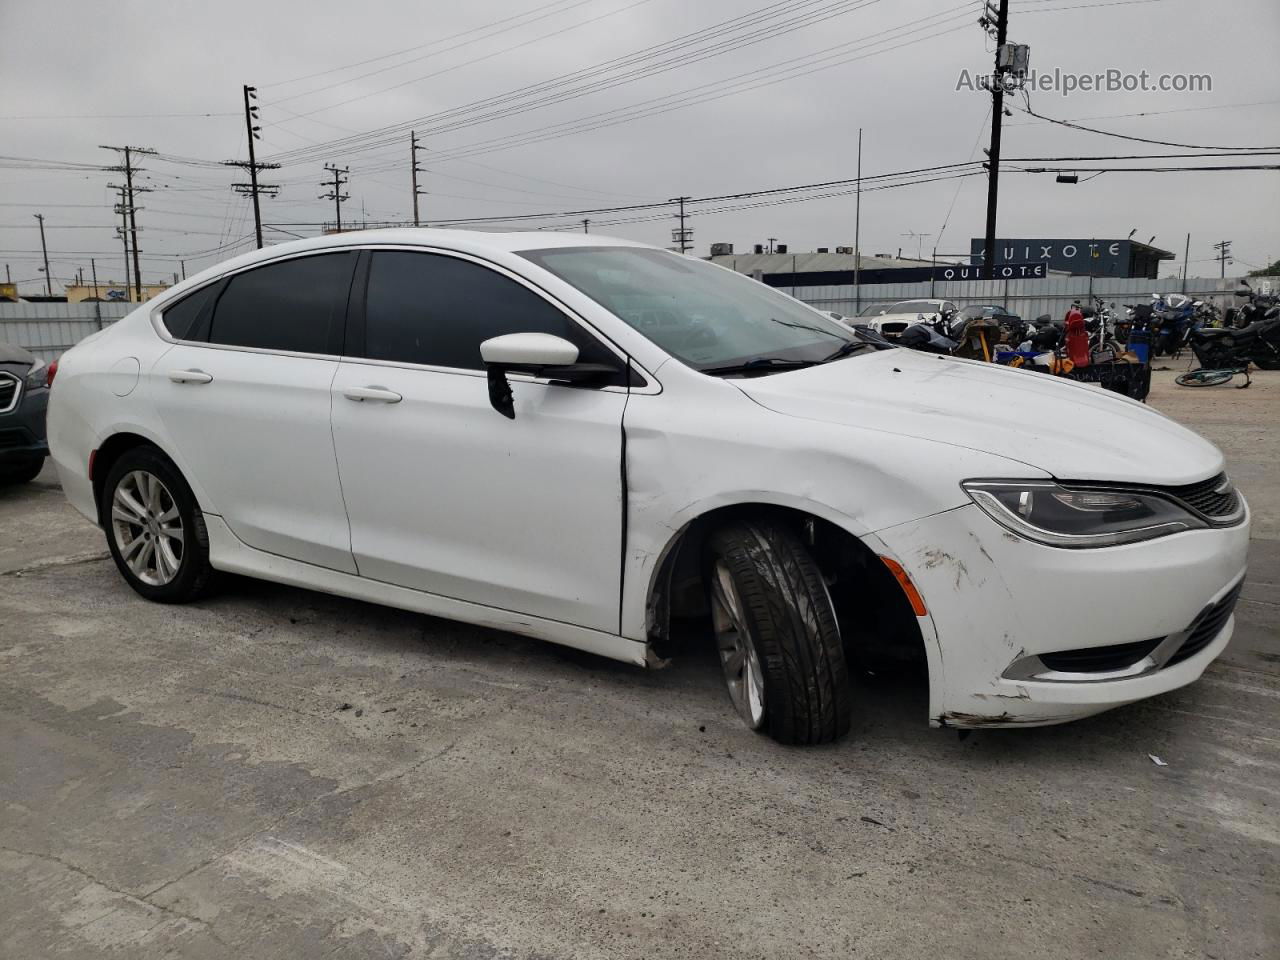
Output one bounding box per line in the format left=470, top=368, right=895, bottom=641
left=858, top=299, right=958, bottom=339
left=48, top=231, right=1248, bottom=744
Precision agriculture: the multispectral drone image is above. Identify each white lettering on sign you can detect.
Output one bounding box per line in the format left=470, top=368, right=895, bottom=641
left=1062, top=245, right=1077, bottom=258
left=1109, top=242, right=1120, bottom=256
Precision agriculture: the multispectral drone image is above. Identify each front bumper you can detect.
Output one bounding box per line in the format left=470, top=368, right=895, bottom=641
left=874, top=501, right=1250, bottom=727
left=0, top=386, right=49, bottom=463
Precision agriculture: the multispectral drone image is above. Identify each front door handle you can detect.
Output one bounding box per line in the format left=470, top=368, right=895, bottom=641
left=168, top=369, right=213, bottom=384
left=343, top=385, right=403, bottom=403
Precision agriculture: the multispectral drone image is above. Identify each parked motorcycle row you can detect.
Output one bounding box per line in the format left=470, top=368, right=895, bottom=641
left=849, top=281, right=1280, bottom=401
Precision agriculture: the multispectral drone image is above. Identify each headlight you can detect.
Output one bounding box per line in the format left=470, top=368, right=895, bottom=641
left=25, top=360, right=47, bottom=390
left=962, top=480, right=1204, bottom=548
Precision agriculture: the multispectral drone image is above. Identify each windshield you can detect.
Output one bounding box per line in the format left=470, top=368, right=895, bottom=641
left=520, top=246, right=858, bottom=371
left=858, top=303, right=891, bottom=317
left=888, top=300, right=943, bottom=314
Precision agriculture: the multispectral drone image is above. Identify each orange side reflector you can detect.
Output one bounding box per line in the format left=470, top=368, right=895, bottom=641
left=880, top=556, right=928, bottom=617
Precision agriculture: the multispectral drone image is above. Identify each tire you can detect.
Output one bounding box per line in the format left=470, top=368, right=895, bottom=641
left=1175, top=370, right=1233, bottom=387
left=705, top=521, right=852, bottom=745
left=102, top=445, right=214, bottom=603
left=0, top=455, right=45, bottom=485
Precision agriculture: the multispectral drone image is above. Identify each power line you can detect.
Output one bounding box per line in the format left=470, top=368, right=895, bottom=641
left=1013, top=99, right=1280, bottom=151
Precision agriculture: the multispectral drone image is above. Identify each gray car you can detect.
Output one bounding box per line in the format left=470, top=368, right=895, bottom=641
left=0, top=342, right=50, bottom=484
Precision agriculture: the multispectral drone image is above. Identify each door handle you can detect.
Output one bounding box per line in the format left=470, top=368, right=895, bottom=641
left=343, top=385, right=402, bottom=403
left=168, top=369, right=213, bottom=384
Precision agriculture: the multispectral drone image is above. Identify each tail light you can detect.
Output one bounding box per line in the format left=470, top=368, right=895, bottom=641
left=46, top=358, right=58, bottom=387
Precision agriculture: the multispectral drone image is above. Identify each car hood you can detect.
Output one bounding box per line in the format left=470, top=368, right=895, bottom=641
left=0, top=342, right=35, bottom=366
left=733, top=348, right=1223, bottom=485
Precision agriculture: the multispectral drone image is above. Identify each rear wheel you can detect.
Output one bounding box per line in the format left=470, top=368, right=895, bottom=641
left=706, top=521, right=852, bottom=745
left=102, top=446, right=214, bottom=603
left=0, top=455, right=45, bottom=485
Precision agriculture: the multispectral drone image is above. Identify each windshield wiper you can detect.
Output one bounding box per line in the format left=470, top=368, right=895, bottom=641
left=821, top=339, right=873, bottom=362
left=701, top=357, right=820, bottom=377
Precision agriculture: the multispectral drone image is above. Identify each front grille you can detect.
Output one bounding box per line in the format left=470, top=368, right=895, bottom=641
left=1167, top=580, right=1243, bottom=666
left=1040, top=637, right=1163, bottom=673
left=880, top=322, right=909, bottom=335
left=1156, top=472, right=1242, bottom=524
left=0, top=373, right=19, bottom=413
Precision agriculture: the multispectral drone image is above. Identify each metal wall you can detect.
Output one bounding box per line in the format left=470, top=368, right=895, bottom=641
left=791, top=275, right=1280, bottom=322
left=0, top=302, right=134, bottom=363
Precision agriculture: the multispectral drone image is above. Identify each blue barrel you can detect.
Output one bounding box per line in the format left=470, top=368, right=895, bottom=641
left=1127, top=324, right=1151, bottom=365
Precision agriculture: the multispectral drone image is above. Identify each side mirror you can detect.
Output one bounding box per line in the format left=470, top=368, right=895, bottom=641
left=479, top=333, right=620, bottom=419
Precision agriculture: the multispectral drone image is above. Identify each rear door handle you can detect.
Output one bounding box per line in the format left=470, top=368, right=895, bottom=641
left=343, top=385, right=402, bottom=403
left=168, top=369, right=213, bottom=384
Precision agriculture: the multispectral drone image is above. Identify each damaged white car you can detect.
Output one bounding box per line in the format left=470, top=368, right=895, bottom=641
left=48, top=231, right=1249, bottom=744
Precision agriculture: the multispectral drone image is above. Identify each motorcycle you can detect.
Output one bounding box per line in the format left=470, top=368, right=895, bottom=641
left=1151, top=292, right=1197, bottom=357
left=1187, top=304, right=1280, bottom=370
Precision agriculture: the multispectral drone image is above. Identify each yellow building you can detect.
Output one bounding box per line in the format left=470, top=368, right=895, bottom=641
left=64, top=282, right=170, bottom=304
left=0, top=282, right=18, bottom=301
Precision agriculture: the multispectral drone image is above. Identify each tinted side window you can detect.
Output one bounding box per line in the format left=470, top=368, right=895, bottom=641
left=160, top=283, right=218, bottom=340
left=362, top=251, right=617, bottom=373
left=208, top=252, right=354, bottom=354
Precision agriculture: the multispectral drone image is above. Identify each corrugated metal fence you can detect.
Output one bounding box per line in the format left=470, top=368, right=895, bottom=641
left=0, top=302, right=134, bottom=363
left=3, top=274, right=1278, bottom=362
left=790, top=275, right=1280, bottom=322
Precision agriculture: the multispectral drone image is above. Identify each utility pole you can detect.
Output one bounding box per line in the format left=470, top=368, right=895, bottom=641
left=901, top=231, right=930, bottom=261
left=224, top=85, right=281, bottom=249
left=90, top=257, right=99, bottom=299
left=34, top=214, right=52, bottom=296
left=321, top=165, right=350, bottom=232
left=101, top=145, right=155, bottom=301
left=977, top=0, right=1027, bottom=280
left=410, top=131, right=426, bottom=227
left=582, top=219, right=590, bottom=234
left=1213, top=240, right=1232, bottom=278
left=180, top=259, right=186, bottom=280
left=668, top=196, right=691, bottom=253
left=766, top=238, right=777, bottom=255
left=854, top=127, right=862, bottom=310
left=980, top=0, right=1008, bottom=280
left=1181, top=233, right=1190, bottom=292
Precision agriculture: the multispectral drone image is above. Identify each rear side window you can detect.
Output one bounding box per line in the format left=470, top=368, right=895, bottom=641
left=160, top=283, right=218, bottom=340
left=207, top=252, right=355, bottom=354
left=359, top=250, right=619, bottom=374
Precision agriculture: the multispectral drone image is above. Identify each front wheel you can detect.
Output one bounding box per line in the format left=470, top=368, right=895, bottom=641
left=102, top=446, right=214, bottom=603
left=1175, top=369, right=1234, bottom=387
left=706, top=521, right=852, bottom=745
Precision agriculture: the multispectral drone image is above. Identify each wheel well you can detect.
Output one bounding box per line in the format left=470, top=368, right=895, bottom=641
left=91, top=433, right=157, bottom=525
left=647, top=504, right=926, bottom=669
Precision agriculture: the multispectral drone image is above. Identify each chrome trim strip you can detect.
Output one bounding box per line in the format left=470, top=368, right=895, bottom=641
left=0, top=372, right=21, bottom=414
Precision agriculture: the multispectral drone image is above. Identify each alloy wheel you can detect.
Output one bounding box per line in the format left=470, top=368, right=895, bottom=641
left=710, top=560, right=766, bottom=729
left=111, top=470, right=184, bottom=586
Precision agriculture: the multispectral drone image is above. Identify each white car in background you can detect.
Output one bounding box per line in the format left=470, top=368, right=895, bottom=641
left=861, top=299, right=958, bottom=339
left=47, top=231, right=1248, bottom=745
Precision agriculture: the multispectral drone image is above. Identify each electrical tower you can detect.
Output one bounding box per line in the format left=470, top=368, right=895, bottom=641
left=223, top=85, right=280, bottom=249
left=669, top=195, right=692, bottom=253
left=321, top=165, right=351, bottom=232
left=101, top=144, right=155, bottom=301
left=410, top=131, right=426, bottom=227
left=976, top=0, right=1029, bottom=279
left=1213, top=240, right=1233, bottom=278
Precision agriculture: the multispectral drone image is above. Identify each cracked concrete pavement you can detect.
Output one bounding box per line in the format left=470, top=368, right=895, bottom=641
left=1, top=369, right=1277, bottom=958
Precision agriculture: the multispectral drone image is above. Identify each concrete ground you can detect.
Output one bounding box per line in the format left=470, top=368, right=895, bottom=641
left=1, top=368, right=1277, bottom=959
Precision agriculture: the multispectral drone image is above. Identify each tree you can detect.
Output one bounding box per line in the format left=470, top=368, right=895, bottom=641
left=1248, top=258, right=1280, bottom=277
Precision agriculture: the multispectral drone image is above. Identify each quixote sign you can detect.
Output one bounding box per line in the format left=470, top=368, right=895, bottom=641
left=968, top=238, right=1171, bottom=278
left=937, top=262, right=1046, bottom=281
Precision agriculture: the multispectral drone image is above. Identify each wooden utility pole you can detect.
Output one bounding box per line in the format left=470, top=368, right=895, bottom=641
left=854, top=127, right=862, bottom=311
left=34, top=213, right=52, bottom=296
left=980, top=0, right=1009, bottom=281
left=321, top=165, right=350, bottom=232
left=410, top=131, right=425, bottom=227
left=668, top=196, right=691, bottom=253
left=101, top=144, right=155, bottom=301
left=224, top=85, right=281, bottom=249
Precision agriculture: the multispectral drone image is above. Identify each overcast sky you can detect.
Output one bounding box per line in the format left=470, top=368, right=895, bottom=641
left=2, top=0, right=1278, bottom=291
